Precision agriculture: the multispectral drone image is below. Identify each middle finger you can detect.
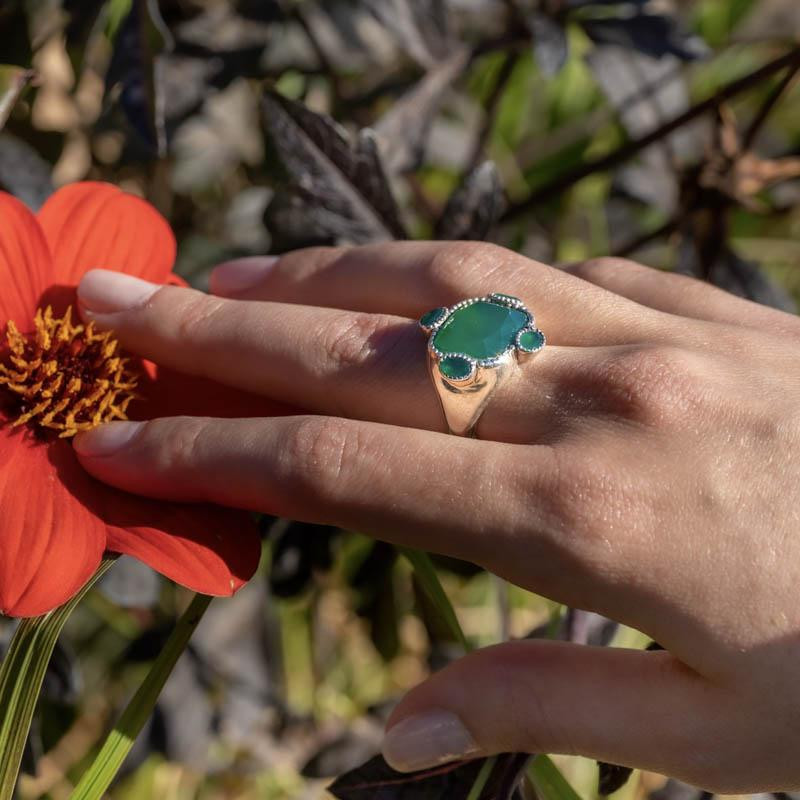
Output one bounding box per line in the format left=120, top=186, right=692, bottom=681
left=210, top=241, right=672, bottom=346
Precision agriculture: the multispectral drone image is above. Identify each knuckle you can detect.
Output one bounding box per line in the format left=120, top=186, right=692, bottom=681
left=565, top=257, right=641, bottom=283
left=427, top=242, right=515, bottom=293
left=318, top=312, right=391, bottom=374
left=173, top=290, right=227, bottom=342
left=282, top=416, right=362, bottom=499
left=593, top=345, right=703, bottom=427
left=149, top=417, right=208, bottom=474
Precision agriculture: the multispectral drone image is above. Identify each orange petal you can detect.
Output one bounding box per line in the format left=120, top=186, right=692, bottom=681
left=104, top=495, right=261, bottom=596
left=0, top=192, right=53, bottom=327
left=37, top=182, right=176, bottom=290
left=0, top=434, right=107, bottom=618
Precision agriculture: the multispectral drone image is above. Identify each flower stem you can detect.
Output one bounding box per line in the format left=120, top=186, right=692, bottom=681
left=69, top=592, right=212, bottom=800
left=0, top=556, right=117, bottom=800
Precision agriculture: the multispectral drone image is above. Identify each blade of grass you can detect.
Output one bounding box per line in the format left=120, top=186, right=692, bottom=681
left=528, top=755, right=583, bottom=800
left=399, top=547, right=469, bottom=652
left=400, top=548, right=577, bottom=800
left=69, top=592, right=212, bottom=800
left=466, top=756, right=497, bottom=800
left=0, top=556, right=117, bottom=800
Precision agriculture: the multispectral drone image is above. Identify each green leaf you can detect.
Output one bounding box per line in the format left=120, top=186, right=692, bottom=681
left=399, top=550, right=579, bottom=800
left=0, top=557, right=117, bottom=800
left=399, top=548, right=469, bottom=652
left=69, top=593, right=212, bottom=800
left=0, top=66, right=33, bottom=131
left=527, top=755, right=584, bottom=800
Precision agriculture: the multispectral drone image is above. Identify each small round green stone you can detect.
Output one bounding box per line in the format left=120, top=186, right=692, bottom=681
left=518, top=329, right=545, bottom=353
left=440, top=355, right=474, bottom=381
left=420, top=307, right=448, bottom=329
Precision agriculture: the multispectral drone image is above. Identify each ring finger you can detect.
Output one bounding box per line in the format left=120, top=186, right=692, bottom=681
left=78, top=270, right=622, bottom=443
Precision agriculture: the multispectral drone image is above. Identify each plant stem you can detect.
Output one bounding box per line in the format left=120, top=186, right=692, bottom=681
left=0, top=557, right=117, bottom=800
left=502, top=45, right=800, bottom=222
left=69, top=593, right=212, bottom=800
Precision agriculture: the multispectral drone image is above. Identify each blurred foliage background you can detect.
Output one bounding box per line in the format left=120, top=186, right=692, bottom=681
left=0, top=0, right=799, bottom=798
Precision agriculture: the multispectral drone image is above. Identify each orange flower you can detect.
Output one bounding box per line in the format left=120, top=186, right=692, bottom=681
left=0, top=182, right=262, bottom=618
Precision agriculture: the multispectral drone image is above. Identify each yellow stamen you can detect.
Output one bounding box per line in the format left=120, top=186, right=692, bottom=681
left=0, top=305, right=138, bottom=439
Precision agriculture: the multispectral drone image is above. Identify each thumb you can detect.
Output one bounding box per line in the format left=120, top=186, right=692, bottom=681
left=382, top=640, right=719, bottom=785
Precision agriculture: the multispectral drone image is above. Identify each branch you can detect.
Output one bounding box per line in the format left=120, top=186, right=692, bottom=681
left=612, top=217, right=679, bottom=259
left=464, top=51, right=518, bottom=174
left=501, top=45, right=800, bottom=224
left=741, top=60, right=800, bottom=151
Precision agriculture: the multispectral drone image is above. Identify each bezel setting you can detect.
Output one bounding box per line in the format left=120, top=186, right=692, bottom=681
left=420, top=293, right=543, bottom=375
left=420, top=293, right=545, bottom=436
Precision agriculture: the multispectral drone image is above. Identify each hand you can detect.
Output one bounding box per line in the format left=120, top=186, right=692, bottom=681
left=72, top=242, right=800, bottom=792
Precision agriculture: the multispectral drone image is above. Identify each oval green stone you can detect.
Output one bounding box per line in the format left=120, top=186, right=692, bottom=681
left=440, top=355, right=474, bottom=381
left=518, top=329, right=545, bottom=353
left=433, top=301, right=528, bottom=360
left=419, top=306, right=448, bottom=329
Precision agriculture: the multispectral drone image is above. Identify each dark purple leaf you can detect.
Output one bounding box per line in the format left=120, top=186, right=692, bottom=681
left=527, top=12, right=569, bottom=76
left=262, top=90, right=406, bottom=244
left=374, top=49, right=469, bottom=174
left=364, top=0, right=451, bottom=68
left=598, top=762, right=633, bottom=795
left=581, top=14, right=710, bottom=61
left=329, top=753, right=530, bottom=800
left=0, top=132, right=53, bottom=210
left=435, top=161, right=504, bottom=241
left=105, top=0, right=174, bottom=156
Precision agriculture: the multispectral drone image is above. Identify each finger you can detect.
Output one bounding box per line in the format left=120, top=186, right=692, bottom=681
left=77, top=270, right=604, bottom=444
left=208, top=242, right=671, bottom=346
left=382, top=640, right=727, bottom=790
left=73, top=415, right=554, bottom=570
left=73, top=415, right=664, bottom=632
left=565, top=257, right=800, bottom=334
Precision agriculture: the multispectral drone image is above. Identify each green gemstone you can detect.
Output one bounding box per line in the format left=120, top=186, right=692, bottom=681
left=518, top=329, right=545, bottom=353
left=440, top=355, right=474, bottom=381
left=433, top=300, right=528, bottom=361
left=419, top=306, right=448, bottom=329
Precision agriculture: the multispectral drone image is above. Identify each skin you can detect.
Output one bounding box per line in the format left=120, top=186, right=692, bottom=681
left=71, top=241, right=800, bottom=792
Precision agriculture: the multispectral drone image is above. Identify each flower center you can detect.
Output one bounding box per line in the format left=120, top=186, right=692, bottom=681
left=0, top=305, right=138, bottom=439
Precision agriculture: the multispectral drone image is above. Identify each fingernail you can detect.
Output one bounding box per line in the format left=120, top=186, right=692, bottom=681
left=74, top=421, right=145, bottom=457
left=210, top=257, right=279, bottom=294
left=382, top=711, right=480, bottom=772
left=78, top=270, right=160, bottom=314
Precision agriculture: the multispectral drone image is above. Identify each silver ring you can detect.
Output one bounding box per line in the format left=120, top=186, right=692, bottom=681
left=419, top=293, right=545, bottom=437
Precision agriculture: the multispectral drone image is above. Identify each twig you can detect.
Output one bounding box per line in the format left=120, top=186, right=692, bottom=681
left=612, top=217, right=679, bottom=259
left=501, top=45, right=800, bottom=223
left=465, top=52, right=518, bottom=174
left=741, top=61, right=800, bottom=151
